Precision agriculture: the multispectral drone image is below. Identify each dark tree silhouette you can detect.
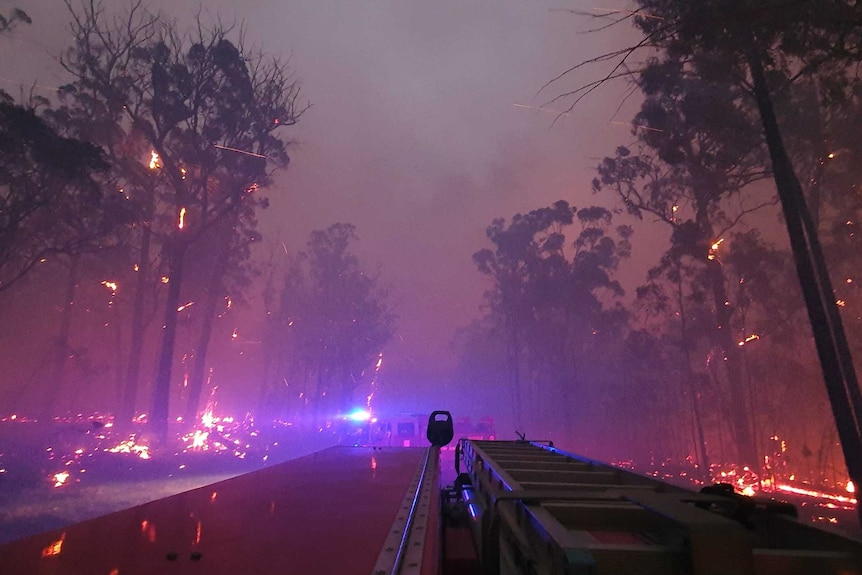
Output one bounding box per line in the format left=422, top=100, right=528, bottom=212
left=264, top=224, right=395, bottom=418
left=61, top=0, right=304, bottom=439
left=473, top=201, right=630, bottom=432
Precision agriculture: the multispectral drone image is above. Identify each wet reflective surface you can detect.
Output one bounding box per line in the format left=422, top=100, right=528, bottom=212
left=0, top=446, right=428, bottom=575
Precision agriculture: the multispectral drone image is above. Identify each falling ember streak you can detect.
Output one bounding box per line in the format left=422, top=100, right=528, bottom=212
left=177, top=301, right=195, bottom=312
left=148, top=151, right=161, bottom=170
left=212, top=143, right=266, bottom=158
left=610, top=120, right=664, bottom=133
left=100, top=280, right=118, bottom=293
left=231, top=328, right=238, bottom=340
left=512, top=103, right=570, bottom=116
left=776, top=484, right=858, bottom=505
left=837, top=299, right=847, bottom=307
left=738, top=334, right=760, bottom=346
left=41, top=533, right=65, bottom=557
left=178, top=207, right=187, bottom=230
left=245, top=182, right=259, bottom=194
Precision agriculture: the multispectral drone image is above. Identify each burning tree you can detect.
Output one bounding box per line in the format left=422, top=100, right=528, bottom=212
left=546, top=0, right=862, bottom=514
left=60, top=0, right=304, bottom=439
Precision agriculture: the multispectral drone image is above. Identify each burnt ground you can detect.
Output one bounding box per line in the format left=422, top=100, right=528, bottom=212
left=0, top=419, right=339, bottom=545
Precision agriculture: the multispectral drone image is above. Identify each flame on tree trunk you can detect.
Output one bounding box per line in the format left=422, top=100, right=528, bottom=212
left=183, top=234, right=230, bottom=426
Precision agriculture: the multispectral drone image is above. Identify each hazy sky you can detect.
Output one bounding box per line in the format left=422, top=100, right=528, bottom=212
left=1, top=1, right=651, bottom=379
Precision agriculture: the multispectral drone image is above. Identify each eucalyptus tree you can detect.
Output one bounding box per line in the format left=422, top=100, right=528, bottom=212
left=266, top=224, right=395, bottom=417
left=556, top=0, right=862, bottom=477
left=0, top=99, right=110, bottom=293
left=473, top=201, right=631, bottom=430
left=60, top=0, right=303, bottom=439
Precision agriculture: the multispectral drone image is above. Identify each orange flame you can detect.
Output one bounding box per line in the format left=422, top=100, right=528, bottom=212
left=178, top=207, right=187, bottom=230
left=41, top=533, right=66, bottom=557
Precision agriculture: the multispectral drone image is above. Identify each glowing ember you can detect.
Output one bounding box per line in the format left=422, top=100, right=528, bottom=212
left=100, top=280, right=118, bottom=293
left=737, top=334, right=760, bottom=346
left=106, top=436, right=151, bottom=460
left=848, top=481, right=856, bottom=494
left=41, top=533, right=65, bottom=557
left=707, top=238, right=724, bottom=261
left=177, top=301, right=195, bottom=312
left=52, top=471, right=70, bottom=488
left=148, top=151, right=161, bottom=170
left=178, top=207, right=187, bottom=230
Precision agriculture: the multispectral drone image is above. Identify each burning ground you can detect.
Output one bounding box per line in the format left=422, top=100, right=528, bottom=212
left=1, top=411, right=859, bottom=545
left=0, top=413, right=339, bottom=544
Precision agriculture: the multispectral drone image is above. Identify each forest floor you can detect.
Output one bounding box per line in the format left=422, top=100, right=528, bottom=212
left=0, top=417, right=339, bottom=544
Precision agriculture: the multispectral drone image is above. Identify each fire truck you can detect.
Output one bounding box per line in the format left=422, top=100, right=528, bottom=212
left=1, top=411, right=860, bottom=574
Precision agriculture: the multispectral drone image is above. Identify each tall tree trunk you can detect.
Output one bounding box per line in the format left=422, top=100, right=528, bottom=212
left=183, top=248, right=229, bottom=425
left=746, top=41, right=862, bottom=524
left=118, top=224, right=152, bottom=427
left=45, top=253, right=80, bottom=419
left=151, top=243, right=185, bottom=442
left=675, top=270, right=711, bottom=480
left=705, top=256, right=758, bottom=468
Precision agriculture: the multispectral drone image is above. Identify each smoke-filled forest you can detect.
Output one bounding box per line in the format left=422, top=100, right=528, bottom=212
left=1, top=0, right=861, bottom=542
